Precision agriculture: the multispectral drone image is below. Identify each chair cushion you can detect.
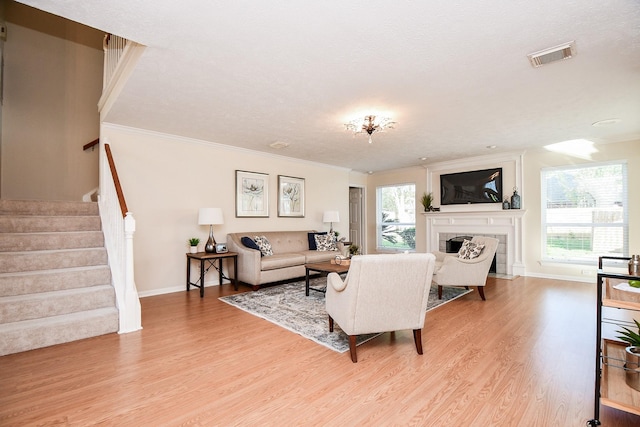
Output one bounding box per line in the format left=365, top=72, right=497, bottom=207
left=308, top=232, right=327, bottom=250
left=315, top=233, right=338, bottom=251
left=253, top=235, right=274, bottom=257
left=458, top=239, right=485, bottom=259
left=241, top=236, right=262, bottom=256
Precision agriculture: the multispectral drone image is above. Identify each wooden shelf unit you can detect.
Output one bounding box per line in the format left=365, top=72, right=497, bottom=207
left=601, top=339, right=640, bottom=416
left=589, top=256, right=640, bottom=426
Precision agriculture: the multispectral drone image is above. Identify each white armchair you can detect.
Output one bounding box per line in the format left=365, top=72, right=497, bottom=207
left=325, top=253, right=436, bottom=363
left=431, top=236, right=499, bottom=301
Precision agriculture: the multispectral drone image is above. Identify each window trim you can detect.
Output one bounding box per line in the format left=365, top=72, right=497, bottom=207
left=376, top=183, right=416, bottom=252
left=540, top=160, right=628, bottom=264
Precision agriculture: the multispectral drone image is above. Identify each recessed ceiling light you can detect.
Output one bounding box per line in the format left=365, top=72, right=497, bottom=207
left=592, top=118, right=622, bottom=127
left=419, top=157, right=427, bottom=161
left=269, top=141, right=289, bottom=149
left=367, top=171, right=374, bottom=175
left=486, top=145, right=496, bottom=149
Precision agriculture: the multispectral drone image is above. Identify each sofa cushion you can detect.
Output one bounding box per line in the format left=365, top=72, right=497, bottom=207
left=241, top=236, right=262, bottom=255
left=303, top=250, right=340, bottom=263
left=253, top=235, right=274, bottom=257
left=458, top=239, right=485, bottom=259
left=261, top=253, right=306, bottom=271
left=307, top=232, right=327, bottom=250
left=315, top=233, right=338, bottom=251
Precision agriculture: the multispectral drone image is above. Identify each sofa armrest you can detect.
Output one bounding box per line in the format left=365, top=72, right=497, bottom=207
left=226, top=234, right=262, bottom=286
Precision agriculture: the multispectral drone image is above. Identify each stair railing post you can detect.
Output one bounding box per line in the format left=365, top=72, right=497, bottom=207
left=120, top=212, right=141, bottom=333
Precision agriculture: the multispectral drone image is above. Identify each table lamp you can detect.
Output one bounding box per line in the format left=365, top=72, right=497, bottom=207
left=322, top=210, right=340, bottom=233
left=198, top=208, right=224, bottom=253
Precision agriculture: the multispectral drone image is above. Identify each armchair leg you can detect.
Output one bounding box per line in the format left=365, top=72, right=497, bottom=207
left=477, top=286, right=486, bottom=301
left=437, top=285, right=442, bottom=299
left=348, top=335, right=358, bottom=363
left=328, top=315, right=334, bottom=332
left=413, top=329, right=423, bottom=355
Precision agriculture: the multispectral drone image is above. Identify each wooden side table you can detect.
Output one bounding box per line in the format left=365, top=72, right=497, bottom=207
left=186, top=251, right=238, bottom=297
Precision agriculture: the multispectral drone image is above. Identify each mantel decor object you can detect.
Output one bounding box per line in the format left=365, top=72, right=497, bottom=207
left=629, top=255, right=640, bottom=276
left=510, top=187, right=521, bottom=209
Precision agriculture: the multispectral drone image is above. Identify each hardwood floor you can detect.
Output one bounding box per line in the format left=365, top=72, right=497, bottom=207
left=2, top=276, right=640, bottom=426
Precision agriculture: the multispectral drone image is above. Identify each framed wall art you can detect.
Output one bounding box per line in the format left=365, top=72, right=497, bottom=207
left=235, top=170, right=269, bottom=217
left=278, top=175, right=305, bottom=217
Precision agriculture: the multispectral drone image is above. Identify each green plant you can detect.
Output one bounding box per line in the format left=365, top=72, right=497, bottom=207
left=421, top=192, right=433, bottom=211
left=348, top=244, right=360, bottom=256
left=188, top=237, right=200, bottom=246
left=616, top=319, right=640, bottom=347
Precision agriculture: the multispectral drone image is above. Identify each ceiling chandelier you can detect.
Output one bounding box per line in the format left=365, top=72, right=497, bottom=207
left=344, top=115, right=396, bottom=144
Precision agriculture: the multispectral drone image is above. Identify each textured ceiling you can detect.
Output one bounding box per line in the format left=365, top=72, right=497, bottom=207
left=17, top=0, right=640, bottom=173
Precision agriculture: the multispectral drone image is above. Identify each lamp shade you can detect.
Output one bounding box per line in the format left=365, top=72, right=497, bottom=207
left=322, top=210, right=340, bottom=223
left=198, top=208, right=224, bottom=225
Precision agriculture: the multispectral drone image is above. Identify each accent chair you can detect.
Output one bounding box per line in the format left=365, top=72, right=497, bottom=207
left=431, top=236, right=499, bottom=301
left=325, top=253, right=436, bottom=363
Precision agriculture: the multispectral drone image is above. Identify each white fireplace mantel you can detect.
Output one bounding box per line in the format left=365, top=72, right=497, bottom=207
left=424, top=210, right=526, bottom=276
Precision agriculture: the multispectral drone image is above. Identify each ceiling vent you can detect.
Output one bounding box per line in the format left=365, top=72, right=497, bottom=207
left=528, top=41, right=576, bottom=68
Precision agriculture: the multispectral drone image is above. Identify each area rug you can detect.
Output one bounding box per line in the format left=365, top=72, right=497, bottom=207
left=219, top=278, right=471, bottom=353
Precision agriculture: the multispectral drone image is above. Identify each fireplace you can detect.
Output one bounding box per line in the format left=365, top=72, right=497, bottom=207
left=425, top=210, right=526, bottom=276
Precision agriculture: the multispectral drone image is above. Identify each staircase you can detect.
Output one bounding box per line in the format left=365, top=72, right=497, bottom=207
left=0, top=200, right=119, bottom=356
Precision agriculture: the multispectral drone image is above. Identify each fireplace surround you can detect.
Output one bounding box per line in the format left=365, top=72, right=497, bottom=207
left=425, top=210, right=526, bottom=276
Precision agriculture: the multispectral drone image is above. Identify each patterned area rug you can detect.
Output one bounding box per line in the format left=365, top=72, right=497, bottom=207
left=219, top=278, right=471, bottom=353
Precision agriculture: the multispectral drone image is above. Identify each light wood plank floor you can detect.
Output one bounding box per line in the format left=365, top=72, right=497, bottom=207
left=2, top=276, right=640, bottom=426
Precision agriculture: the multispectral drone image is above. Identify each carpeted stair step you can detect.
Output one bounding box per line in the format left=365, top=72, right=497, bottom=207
left=0, top=266, right=111, bottom=297
left=0, top=231, right=104, bottom=252
left=0, top=215, right=102, bottom=233
left=0, top=248, right=107, bottom=273
left=0, top=285, right=116, bottom=323
left=0, top=307, right=119, bottom=356
left=0, top=200, right=99, bottom=216
left=0, top=199, right=122, bottom=356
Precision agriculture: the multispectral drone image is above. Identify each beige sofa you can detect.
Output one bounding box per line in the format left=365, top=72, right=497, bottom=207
left=226, top=230, right=344, bottom=290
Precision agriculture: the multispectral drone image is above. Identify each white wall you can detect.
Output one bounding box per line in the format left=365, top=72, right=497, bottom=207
left=1, top=2, right=103, bottom=201
left=102, top=124, right=351, bottom=295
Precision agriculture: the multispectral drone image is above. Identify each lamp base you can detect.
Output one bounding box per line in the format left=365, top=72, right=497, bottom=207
left=205, top=226, right=217, bottom=253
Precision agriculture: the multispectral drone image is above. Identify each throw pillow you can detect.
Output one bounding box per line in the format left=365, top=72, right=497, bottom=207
left=241, top=236, right=262, bottom=256
left=253, top=235, right=273, bottom=257
left=308, top=232, right=327, bottom=250
left=458, top=239, right=485, bottom=260
left=315, top=233, right=338, bottom=251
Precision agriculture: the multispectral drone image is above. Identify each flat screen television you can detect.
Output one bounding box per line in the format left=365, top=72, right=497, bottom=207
left=440, top=167, right=503, bottom=205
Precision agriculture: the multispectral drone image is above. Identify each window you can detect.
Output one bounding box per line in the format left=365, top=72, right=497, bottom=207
left=376, top=184, right=416, bottom=251
left=541, top=161, right=627, bottom=263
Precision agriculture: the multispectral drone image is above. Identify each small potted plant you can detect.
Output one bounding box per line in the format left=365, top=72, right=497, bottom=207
left=348, top=244, right=360, bottom=257
left=420, top=192, right=433, bottom=212
left=616, top=319, right=640, bottom=391
left=188, top=237, right=200, bottom=254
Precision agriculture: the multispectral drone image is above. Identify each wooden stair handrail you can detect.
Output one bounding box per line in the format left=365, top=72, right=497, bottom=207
left=83, top=138, right=99, bottom=151
left=104, top=143, right=128, bottom=218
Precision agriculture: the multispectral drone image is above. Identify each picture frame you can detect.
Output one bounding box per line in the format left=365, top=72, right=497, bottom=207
left=278, top=175, right=305, bottom=217
left=236, top=170, right=269, bottom=217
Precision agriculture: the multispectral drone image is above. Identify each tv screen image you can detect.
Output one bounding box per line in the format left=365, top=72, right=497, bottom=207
left=440, top=168, right=503, bottom=205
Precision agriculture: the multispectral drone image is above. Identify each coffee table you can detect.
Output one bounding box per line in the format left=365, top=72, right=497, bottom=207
left=305, top=261, right=350, bottom=296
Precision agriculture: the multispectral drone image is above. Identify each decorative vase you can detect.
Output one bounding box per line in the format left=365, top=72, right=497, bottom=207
left=629, top=255, right=640, bottom=276
left=502, top=199, right=510, bottom=210
left=625, top=346, right=640, bottom=391
left=189, top=246, right=198, bottom=254
left=510, top=187, right=521, bottom=209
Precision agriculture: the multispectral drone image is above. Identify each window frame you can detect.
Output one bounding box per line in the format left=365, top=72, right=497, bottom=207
left=540, top=160, right=628, bottom=265
left=375, top=183, right=416, bottom=252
